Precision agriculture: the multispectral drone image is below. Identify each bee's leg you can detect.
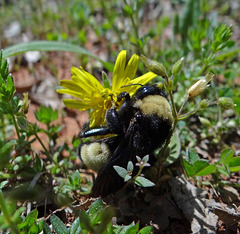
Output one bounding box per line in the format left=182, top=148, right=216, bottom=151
left=79, top=127, right=111, bottom=138
left=117, top=91, right=130, bottom=102
left=105, top=108, right=122, bottom=133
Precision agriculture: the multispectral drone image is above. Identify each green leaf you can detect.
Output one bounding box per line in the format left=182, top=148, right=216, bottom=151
left=142, top=155, right=149, bottom=163
left=89, top=199, right=104, bottom=218
left=193, top=159, right=215, bottom=176
left=229, top=157, right=240, bottom=173
left=134, top=176, right=155, bottom=187
left=68, top=170, right=81, bottom=188
left=94, top=206, right=115, bottom=233
left=113, top=166, right=128, bottom=179
left=233, top=97, right=240, bottom=115
left=35, top=105, right=58, bottom=124
left=187, top=150, right=199, bottom=164
left=195, top=164, right=217, bottom=176
left=18, top=209, right=38, bottom=230
left=127, top=161, right=134, bottom=172
left=0, top=181, right=8, bottom=189
left=2, top=41, right=113, bottom=71
left=125, top=222, right=139, bottom=234
left=50, top=214, right=68, bottom=234
left=124, top=174, right=132, bottom=182
left=216, top=46, right=240, bottom=61
left=79, top=210, right=93, bottom=232
left=182, top=158, right=196, bottom=177
left=102, top=71, right=111, bottom=89
left=28, top=223, right=41, bottom=233
left=35, top=155, right=43, bottom=172
left=69, top=218, right=81, bottom=234
left=217, top=166, right=230, bottom=177
left=6, top=74, right=15, bottom=99
left=0, top=140, right=16, bottom=170
left=119, top=222, right=137, bottom=233
left=138, top=226, right=153, bottom=234
left=220, top=149, right=234, bottom=166
left=12, top=207, right=26, bottom=224
left=124, top=4, right=133, bottom=15
left=43, top=221, right=52, bottom=234
left=164, top=132, right=181, bottom=166
left=17, top=115, right=29, bottom=131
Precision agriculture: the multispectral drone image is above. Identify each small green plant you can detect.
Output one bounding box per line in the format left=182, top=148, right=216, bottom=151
left=113, top=155, right=155, bottom=187
left=183, top=149, right=240, bottom=185
left=47, top=199, right=153, bottom=234
left=0, top=181, right=44, bottom=233
left=0, top=50, right=87, bottom=232
left=0, top=0, right=239, bottom=231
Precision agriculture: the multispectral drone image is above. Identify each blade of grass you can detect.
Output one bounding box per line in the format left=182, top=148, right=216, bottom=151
left=2, top=41, right=113, bottom=71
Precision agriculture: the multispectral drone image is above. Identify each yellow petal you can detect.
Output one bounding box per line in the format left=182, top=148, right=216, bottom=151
left=89, top=105, right=106, bottom=127
left=57, top=89, right=85, bottom=99
left=81, top=68, right=104, bottom=91
left=122, top=53, right=139, bottom=81
left=129, top=72, right=157, bottom=86
left=112, top=50, right=127, bottom=91
left=123, top=72, right=157, bottom=96
left=63, top=99, right=92, bottom=109
left=71, top=67, right=103, bottom=93
left=58, top=80, right=89, bottom=97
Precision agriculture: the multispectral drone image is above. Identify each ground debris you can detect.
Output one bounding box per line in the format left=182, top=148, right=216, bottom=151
left=169, top=175, right=218, bottom=233
left=207, top=200, right=240, bottom=233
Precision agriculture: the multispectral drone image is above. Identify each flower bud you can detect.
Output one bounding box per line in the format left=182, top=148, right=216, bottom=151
left=172, top=57, right=184, bottom=75
left=218, top=97, right=235, bottom=110
left=22, top=92, right=30, bottom=114
left=102, top=71, right=111, bottom=89
left=199, top=99, right=209, bottom=109
left=140, top=55, right=167, bottom=78
left=199, top=117, right=211, bottom=129
left=187, top=72, right=214, bottom=98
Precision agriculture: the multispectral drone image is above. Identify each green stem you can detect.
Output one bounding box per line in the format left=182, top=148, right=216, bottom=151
left=196, top=52, right=214, bottom=77
left=132, top=166, right=144, bottom=181
left=0, top=191, right=20, bottom=234
left=156, top=120, right=178, bottom=182
left=166, top=76, right=178, bottom=119
left=100, top=1, right=124, bottom=46
left=1, top=115, right=6, bottom=141
left=177, top=95, right=189, bottom=116
left=11, top=114, right=21, bottom=143
left=123, top=0, right=142, bottom=54
left=178, top=108, right=199, bottom=121
left=169, top=91, right=178, bottom=119
left=32, top=130, right=58, bottom=166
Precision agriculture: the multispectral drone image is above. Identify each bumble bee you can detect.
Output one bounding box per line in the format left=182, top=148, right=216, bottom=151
left=79, top=85, right=173, bottom=197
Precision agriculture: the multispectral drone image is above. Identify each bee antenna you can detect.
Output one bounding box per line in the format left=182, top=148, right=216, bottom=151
left=120, top=83, right=143, bottom=88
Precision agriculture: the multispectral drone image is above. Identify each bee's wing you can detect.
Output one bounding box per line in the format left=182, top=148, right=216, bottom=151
left=91, top=136, right=134, bottom=197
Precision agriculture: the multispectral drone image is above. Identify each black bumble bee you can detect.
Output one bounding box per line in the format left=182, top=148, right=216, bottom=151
left=79, top=85, right=173, bottom=197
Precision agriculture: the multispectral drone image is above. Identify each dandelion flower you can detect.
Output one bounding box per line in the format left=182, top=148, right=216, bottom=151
left=57, top=50, right=157, bottom=127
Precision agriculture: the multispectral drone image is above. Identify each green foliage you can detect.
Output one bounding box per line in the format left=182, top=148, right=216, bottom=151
left=48, top=199, right=152, bottom=233
left=51, top=214, right=69, bottom=234
left=183, top=149, right=240, bottom=179
left=2, top=41, right=113, bottom=72
left=0, top=140, right=16, bottom=170
left=18, top=209, right=44, bottom=233
left=0, top=0, right=239, bottom=232
left=113, top=155, right=155, bottom=187
left=0, top=185, right=43, bottom=233
left=35, top=106, right=58, bottom=125
left=183, top=150, right=217, bottom=177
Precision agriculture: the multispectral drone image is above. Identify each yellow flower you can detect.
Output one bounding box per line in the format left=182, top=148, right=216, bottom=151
left=57, top=50, right=157, bottom=127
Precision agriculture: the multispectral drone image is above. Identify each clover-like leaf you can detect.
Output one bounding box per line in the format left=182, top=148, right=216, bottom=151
left=113, top=165, right=128, bottom=179
left=134, top=176, right=155, bottom=187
